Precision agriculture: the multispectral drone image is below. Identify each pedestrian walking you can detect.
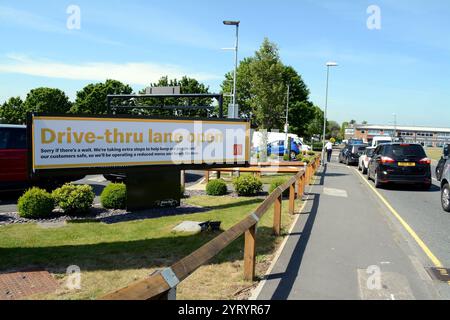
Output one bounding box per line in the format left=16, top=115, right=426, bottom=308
left=325, top=141, right=333, bottom=163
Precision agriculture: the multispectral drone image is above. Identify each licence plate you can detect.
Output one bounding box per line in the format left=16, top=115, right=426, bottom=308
left=398, top=162, right=416, bottom=167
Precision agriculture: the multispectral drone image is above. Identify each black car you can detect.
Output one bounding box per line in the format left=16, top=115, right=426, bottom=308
left=338, top=144, right=367, bottom=165
left=436, top=144, right=449, bottom=181
left=367, top=143, right=432, bottom=189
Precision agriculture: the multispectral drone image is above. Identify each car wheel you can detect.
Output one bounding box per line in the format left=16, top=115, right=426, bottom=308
left=374, top=171, right=382, bottom=188
left=436, top=167, right=442, bottom=181
left=362, top=165, right=368, bottom=174
left=290, top=151, right=297, bottom=161
left=441, top=183, right=450, bottom=212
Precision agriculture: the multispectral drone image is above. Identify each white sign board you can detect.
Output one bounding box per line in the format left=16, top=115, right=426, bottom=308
left=31, top=116, right=250, bottom=171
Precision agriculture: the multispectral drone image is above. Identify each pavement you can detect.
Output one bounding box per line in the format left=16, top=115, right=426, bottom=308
left=255, top=150, right=450, bottom=300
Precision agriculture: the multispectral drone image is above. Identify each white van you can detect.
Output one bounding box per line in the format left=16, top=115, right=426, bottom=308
left=371, top=136, right=393, bottom=148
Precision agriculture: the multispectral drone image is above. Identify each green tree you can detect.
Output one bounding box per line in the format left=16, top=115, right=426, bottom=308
left=221, top=57, right=254, bottom=119
left=23, top=88, right=71, bottom=115
left=327, top=120, right=341, bottom=139
left=250, top=38, right=286, bottom=130
left=306, top=105, right=325, bottom=139
left=71, top=79, right=133, bottom=115
left=221, top=39, right=312, bottom=133
left=0, top=97, right=26, bottom=124
left=283, top=65, right=313, bottom=137
left=137, top=76, right=212, bottom=118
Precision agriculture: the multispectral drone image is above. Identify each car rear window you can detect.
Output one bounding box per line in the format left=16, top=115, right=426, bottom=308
left=352, top=146, right=366, bottom=153
left=384, top=144, right=426, bottom=159
left=0, top=128, right=27, bottom=150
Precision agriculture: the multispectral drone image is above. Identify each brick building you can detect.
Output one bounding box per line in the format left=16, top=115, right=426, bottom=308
left=350, top=124, right=450, bottom=147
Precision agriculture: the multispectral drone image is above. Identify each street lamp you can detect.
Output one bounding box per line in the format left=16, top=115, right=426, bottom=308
left=321, top=61, right=338, bottom=165
left=223, top=20, right=240, bottom=118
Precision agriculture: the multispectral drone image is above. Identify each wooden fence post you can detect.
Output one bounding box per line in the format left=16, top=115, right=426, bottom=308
left=244, top=224, right=257, bottom=281
left=289, top=183, right=295, bottom=215
left=273, top=194, right=282, bottom=236
left=204, top=171, right=209, bottom=184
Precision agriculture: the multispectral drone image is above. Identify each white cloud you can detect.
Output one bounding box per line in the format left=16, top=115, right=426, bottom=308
left=0, top=5, right=123, bottom=46
left=0, top=54, right=221, bottom=85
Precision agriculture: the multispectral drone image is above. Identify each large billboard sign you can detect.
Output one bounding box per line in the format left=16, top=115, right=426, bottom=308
left=29, top=115, right=250, bottom=173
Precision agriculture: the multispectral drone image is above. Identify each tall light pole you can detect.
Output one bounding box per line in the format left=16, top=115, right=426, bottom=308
left=223, top=20, right=240, bottom=118
left=321, top=61, right=338, bottom=165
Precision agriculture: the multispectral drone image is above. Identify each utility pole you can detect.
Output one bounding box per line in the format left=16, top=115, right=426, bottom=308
left=284, top=84, right=290, bottom=154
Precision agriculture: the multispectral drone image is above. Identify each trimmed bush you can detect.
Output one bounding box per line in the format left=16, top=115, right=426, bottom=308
left=233, top=175, right=263, bottom=197
left=206, top=179, right=228, bottom=196
left=52, top=183, right=95, bottom=215
left=18, top=187, right=54, bottom=219
left=269, top=178, right=290, bottom=197
left=312, top=142, right=323, bottom=151
left=101, top=183, right=127, bottom=209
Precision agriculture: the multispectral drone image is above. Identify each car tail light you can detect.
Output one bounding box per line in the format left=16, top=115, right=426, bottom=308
left=419, top=157, right=431, bottom=165
left=381, top=156, right=395, bottom=164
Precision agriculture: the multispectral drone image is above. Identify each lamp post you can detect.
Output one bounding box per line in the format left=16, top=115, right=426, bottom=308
left=223, top=20, right=240, bottom=118
left=321, top=62, right=338, bottom=165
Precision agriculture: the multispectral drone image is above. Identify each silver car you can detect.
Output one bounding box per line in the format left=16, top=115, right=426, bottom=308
left=358, top=147, right=375, bottom=174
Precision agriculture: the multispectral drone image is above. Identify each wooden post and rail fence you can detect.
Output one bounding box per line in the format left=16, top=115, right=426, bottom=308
left=100, top=156, right=321, bottom=300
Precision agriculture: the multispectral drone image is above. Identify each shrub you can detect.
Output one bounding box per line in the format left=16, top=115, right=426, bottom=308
left=18, top=187, right=54, bottom=219
left=233, top=175, right=263, bottom=196
left=269, top=178, right=290, bottom=197
left=307, top=151, right=316, bottom=156
left=302, top=157, right=311, bottom=164
left=52, top=183, right=95, bottom=215
left=312, top=142, right=323, bottom=151
left=101, top=183, right=127, bottom=209
left=206, top=179, right=228, bottom=196
left=296, top=154, right=303, bottom=161
left=283, top=154, right=290, bottom=161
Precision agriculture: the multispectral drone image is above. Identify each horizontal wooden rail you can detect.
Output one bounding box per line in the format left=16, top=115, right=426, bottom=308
left=101, top=156, right=320, bottom=300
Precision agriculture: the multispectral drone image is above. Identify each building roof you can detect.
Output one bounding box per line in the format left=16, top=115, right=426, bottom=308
left=356, top=124, right=450, bottom=133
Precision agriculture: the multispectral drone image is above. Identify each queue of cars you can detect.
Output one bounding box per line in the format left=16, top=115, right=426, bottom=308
left=339, top=138, right=450, bottom=211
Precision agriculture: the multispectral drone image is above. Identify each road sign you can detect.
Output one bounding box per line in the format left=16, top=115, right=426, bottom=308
left=29, top=114, right=250, bottom=173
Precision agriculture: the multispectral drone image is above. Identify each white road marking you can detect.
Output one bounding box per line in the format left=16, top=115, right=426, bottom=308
left=323, top=188, right=348, bottom=198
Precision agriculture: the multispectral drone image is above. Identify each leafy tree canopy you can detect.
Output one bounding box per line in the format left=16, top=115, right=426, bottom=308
left=71, top=79, right=133, bottom=115
left=0, top=96, right=25, bottom=124
left=23, top=87, right=71, bottom=115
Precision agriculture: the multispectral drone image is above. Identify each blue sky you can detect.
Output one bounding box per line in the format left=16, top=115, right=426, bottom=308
left=1, top=0, right=449, bottom=127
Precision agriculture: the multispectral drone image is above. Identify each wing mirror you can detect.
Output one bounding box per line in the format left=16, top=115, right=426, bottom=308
left=444, top=144, right=449, bottom=160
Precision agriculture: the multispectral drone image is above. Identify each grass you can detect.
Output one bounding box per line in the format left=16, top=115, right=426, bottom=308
left=0, top=194, right=299, bottom=300
left=426, top=147, right=443, bottom=162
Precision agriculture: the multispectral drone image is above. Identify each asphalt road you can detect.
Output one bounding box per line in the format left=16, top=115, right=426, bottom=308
left=0, top=170, right=204, bottom=214
left=257, top=150, right=450, bottom=300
